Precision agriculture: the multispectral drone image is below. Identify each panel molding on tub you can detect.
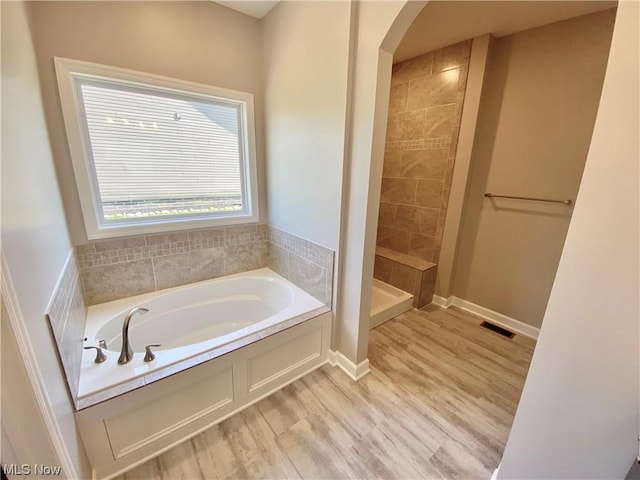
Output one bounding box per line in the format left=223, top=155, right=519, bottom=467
left=105, top=366, right=233, bottom=459
left=76, top=312, right=331, bottom=479
left=247, top=327, right=323, bottom=393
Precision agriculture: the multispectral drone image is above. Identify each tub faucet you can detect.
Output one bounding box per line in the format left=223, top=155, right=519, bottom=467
left=118, top=307, right=149, bottom=364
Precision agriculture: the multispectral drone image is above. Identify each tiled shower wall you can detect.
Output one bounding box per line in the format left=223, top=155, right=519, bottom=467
left=45, top=252, right=86, bottom=401
left=377, top=40, right=472, bottom=263
left=76, top=224, right=334, bottom=307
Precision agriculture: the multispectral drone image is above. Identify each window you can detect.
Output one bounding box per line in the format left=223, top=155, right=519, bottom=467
left=55, top=58, right=258, bottom=239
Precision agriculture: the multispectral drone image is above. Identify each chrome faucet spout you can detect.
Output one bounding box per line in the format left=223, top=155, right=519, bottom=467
left=118, top=307, right=149, bottom=364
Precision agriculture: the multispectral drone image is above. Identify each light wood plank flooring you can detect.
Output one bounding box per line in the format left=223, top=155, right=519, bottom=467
left=119, top=306, right=536, bottom=480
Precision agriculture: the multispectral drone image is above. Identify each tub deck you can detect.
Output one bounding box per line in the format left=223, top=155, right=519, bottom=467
left=77, top=268, right=328, bottom=409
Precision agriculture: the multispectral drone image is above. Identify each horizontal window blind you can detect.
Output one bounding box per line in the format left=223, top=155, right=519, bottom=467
left=78, top=80, right=245, bottom=221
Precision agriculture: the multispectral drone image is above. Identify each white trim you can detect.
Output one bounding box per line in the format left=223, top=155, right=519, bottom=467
left=432, top=295, right=540, bottom=340
left=1, top=252, right=78, bottom=478
left=54, top=57, right=260, bottom=240
left=491, top=463, right=501, bottom=480
left=328, top=350, right=371, bottom=381
left=432, top=294, right=453, bottom=308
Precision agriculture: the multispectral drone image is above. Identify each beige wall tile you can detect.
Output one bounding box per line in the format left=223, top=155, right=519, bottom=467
left=144, top=232, right=190, bottom=245
left=394, top=205, right=418, bottom=233
left=400, top=149, right=448, bottom=179
left=408, top=234, right=436, bottom=262
left=377, top=226, right=411, bottom=254
left=380, top=178, right=418, bottom=204
left=78, top=226, right=333, bottom=306
left=224, top=243, right=267, bottom=275
left=389, top=83, right=409, bottom=114
left=415, top=179, right=445, bottom=208
left=45, top=255, right=87, bottom=402
left=449, top=126, right=461, bottom=158
left=386, top=110, right=426, bottom=141
left=82, top=259, right=155, bottom=305
left=289, top=254, right=327, bottom=305
left=444, top=155, right=457, bottom=185
left=424, top=104, right=456, bottom=139
left=391, top=52, right=433, bottom=84
left=389, top=263, right=420, bottom=297
left=432, top=40, right=472, bottom=73
left=377, top=39, right=471, bottom=280
left=395, top=205, right=439, bottom=236
left=373, top=255, right=394, bottom=283
left=377, top=202, right=397, bottom=227
left=382, top=151, right=402, bottom=177
left=267, top=242, right=289, bottom=278
left=224, top=225, right=262, bottom=246
left=188, top=228, right=226, bottom=245
left=407, top=69, right=459, bottom=110
left=153, top=248, right=224, bottom=290
left=456, top=63, right=470, bottom=96
left=417, top=266, right=438, bottom=308
left=93, top=237, right=146, bottom=252
left=415, top=207, right=439, bottom=236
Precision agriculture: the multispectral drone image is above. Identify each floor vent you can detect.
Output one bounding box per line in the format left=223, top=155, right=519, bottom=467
left=480, top=321, right=515, bottom=339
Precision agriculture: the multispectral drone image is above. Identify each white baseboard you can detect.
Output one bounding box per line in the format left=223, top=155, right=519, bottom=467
left=432, top=294, right=453, bottom=308
left=328, top=350, right=371, bottom=381
left=432, top=295, right=540, bottom=340
left=491, top=463, right=501, bottom=480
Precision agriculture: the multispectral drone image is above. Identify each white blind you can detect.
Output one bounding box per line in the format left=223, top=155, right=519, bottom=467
left=78, top=80, right=245, bottom=221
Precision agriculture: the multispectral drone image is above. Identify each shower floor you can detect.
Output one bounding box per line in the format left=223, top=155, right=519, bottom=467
left=370, top=278, right=413, bottom=329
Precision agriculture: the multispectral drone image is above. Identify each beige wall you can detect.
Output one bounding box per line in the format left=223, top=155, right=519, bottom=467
left=27, top=1, right=265, bottom=245
left=1, top=2, right=91, bottom=476
left=377, top=40, right=471, bottom=264
left=498, top=2, right=639, bottom=476
left=452, top=9, right=616, bottom=328
left=395, top=1, right=616, bottom=63
left=262, top=0, right=352, bottom=251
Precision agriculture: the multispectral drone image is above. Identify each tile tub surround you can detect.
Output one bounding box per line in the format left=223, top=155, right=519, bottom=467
left=76, top=224, right=335, bottom=308
left=266, top=226, right=334, bottom=307
left=374, top=247, right=437, bottom=309
left=77, top=225, right=268, bottom=305
left=45, top=251, right=87, bottom=401
left=378, top=40, right=471, bottom=264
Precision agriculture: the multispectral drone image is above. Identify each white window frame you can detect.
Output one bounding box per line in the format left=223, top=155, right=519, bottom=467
left=55, top=57, right=259, bottom=240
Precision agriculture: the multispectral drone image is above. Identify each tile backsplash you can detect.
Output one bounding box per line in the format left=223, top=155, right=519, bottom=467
left=266, top=226, right=334, bottom=306
left=76, top=224, right=333, bottom=307
left=77, top=225, right=267, bottom=305
left=45, top=252, right=86, bottom=402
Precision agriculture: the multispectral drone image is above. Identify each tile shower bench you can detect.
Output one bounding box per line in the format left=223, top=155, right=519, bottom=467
left=373, top=246, right=437, bottom=308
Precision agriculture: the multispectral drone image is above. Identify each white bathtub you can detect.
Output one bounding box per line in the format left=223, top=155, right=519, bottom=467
left=76, top=267, right=332, bottom=478
left=77, top=268, right=326, bottom=406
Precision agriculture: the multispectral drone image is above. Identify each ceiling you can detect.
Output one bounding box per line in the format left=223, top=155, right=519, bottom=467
left=395, top=0, right=617, bottom=62
left=215, top=0, right=279, bottom=19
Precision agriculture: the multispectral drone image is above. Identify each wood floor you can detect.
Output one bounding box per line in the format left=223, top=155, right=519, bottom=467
left=118, top=305, right=536, bottom=480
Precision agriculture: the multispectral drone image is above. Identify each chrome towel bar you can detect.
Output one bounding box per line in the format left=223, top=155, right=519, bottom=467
left=484, top=193, right=572, bottom=205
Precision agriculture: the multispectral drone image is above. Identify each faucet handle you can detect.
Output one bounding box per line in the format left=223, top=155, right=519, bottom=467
left=98, top=339, right=107, bottom=349
left=84, top=346, right=107, bottom=364
left=144, top=344, right=162, bottom=362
